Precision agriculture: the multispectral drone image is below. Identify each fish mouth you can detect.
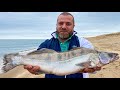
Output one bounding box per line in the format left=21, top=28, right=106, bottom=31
left=111, top=53, right=119, bottom=62
left=114, top=54, right=119, bottom=60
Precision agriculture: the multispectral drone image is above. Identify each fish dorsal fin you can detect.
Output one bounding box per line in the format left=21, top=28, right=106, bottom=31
left=27, top=48, right=58, bottom=55
left=69, top=47, right=81, bottom=51
left=71, top=47, right=97, bottom=54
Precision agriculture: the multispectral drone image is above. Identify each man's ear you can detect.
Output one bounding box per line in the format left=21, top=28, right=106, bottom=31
left=73, top=23, right=75, bottom=28
left=56, top=23, right=57, bottom=26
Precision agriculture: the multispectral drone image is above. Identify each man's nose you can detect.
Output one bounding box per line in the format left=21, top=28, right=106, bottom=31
left=62, top=24, right=67, bottom=29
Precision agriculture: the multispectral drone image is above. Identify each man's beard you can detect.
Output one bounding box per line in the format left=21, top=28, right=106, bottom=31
left=56, top=30, right=73, bottom=40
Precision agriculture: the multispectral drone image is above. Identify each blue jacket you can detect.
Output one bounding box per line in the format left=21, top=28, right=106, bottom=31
left=37, top=32, right=85, bottom=78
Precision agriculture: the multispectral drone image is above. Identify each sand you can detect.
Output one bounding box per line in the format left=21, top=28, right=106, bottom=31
left=0, top=32, right=120, bottom=78
left=86, top=32, right=120, bottom=78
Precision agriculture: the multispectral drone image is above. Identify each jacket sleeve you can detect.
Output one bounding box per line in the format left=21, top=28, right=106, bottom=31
left=78, top=37, right=94, bottom=49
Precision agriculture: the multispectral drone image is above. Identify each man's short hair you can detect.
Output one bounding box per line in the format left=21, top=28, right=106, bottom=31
left=57, top=12, right=75, bottom=24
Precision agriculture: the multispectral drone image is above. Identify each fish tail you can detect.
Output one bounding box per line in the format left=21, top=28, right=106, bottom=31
left=2, top=62, right=16, bottom=73
left=2, top=53, right=19, bottom=73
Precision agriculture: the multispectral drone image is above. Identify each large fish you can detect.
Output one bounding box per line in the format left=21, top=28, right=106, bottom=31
left=2, top=47, right=119, bottom=76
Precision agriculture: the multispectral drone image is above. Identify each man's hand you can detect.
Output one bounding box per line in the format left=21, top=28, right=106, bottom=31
left=80, top=66, right=101, bottom=73
left=24, top=65, right=40, bottom=75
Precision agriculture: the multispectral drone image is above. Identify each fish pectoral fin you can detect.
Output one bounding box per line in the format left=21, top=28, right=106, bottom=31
left=35, top=70, right=45, bottom=75
left=75, top=61, right=91, bottom=68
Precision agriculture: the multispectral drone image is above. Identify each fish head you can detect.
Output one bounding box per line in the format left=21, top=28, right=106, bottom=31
left=99, top=52, right=119, bottom=64
left=76, top=52, right=119, bottom=68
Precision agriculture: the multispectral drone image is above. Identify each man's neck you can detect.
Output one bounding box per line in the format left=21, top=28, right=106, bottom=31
left=58, top=37, right=68, bottom=43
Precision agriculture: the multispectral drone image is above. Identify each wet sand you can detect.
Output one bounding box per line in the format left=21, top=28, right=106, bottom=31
left=0, top=32, right=120, bottom=78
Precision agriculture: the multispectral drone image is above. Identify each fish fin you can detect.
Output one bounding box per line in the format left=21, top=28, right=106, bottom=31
left=75, top=61, right=91, bottom=68
left=27, top=48, right=58, bottom=55
left=35, top=71, right=45, bottom=75
left=2, top=53, right=18, bottom=73
left=70, top=47, right=81, bottom=51
left=2, top=63, right=16, bottom=73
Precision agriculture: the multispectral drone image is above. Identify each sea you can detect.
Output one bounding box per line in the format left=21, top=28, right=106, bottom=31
left=0, top=39, right=45, bottom=73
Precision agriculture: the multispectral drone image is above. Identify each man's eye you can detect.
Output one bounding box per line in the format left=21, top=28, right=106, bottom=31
left=66, top=23, right=71, bottom=26
left=59, top=22, right=63, bottom=25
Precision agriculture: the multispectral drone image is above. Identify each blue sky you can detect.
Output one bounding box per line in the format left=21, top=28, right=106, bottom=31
left=0, top=12, right=120, bottom=39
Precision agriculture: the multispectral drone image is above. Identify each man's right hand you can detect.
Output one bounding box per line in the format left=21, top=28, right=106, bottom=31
left=24, top=65, right=40, bottom=75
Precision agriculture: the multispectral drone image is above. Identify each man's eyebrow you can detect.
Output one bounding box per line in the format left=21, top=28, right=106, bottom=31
left=58, top=21, right=71, bottom=23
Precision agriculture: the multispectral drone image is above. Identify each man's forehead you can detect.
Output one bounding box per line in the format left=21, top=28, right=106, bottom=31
left=57, top=15, right=73, bottom=22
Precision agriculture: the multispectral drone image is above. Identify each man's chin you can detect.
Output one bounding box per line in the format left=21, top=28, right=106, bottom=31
left=59, top=34, right=69, bottom=39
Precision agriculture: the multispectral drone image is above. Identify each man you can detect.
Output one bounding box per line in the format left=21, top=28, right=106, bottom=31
left=24, top=12, right=101, bottom=78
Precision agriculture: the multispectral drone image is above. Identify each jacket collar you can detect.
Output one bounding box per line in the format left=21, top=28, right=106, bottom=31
left=51, top=31, right=77, bottom=38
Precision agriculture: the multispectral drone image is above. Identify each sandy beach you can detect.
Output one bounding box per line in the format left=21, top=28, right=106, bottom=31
left=0, top=32, right=120, bottom=78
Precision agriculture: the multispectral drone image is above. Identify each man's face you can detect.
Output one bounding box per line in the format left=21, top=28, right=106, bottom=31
left=56, top=15, right=75, bottom=40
